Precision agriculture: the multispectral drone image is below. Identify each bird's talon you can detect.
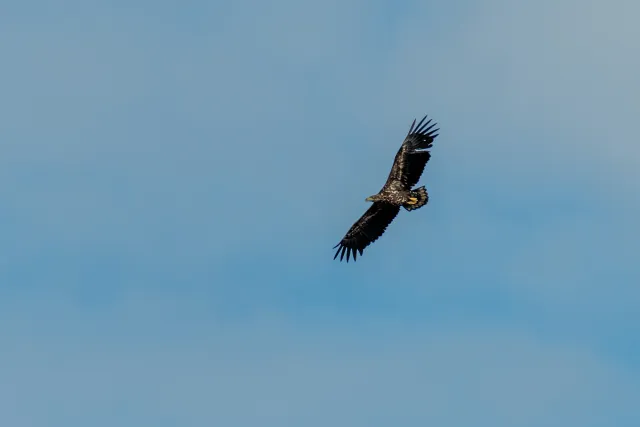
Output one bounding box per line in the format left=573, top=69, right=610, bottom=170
left=407, top=197, right=418, bottom=205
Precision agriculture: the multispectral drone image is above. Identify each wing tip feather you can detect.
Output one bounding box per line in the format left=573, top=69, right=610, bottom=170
left=406, top=115, right=439, bottom=138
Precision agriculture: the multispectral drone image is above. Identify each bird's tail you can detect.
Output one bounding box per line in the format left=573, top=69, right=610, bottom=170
left=403, top=186, right=429, bottom=211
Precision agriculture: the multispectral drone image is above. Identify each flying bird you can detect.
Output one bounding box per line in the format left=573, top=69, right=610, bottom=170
left=333, top=115, right=439, bottom=262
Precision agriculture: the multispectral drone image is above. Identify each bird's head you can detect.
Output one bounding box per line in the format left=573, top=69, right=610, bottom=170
left=365, top=194, right=380, bottom=202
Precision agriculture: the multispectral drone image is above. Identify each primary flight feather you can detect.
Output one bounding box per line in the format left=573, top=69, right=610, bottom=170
left=333, top=115, right=439, bottom=262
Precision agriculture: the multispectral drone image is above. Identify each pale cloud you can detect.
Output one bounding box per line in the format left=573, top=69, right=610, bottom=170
left=0, top=2, right=639, bottom=425
left=0, top=298, right=637, bottom=426
left=378, top=0, right=640, bottom=189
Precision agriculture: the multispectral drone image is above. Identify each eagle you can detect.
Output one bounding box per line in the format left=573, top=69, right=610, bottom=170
left=333, top=115, right=439, bottom=262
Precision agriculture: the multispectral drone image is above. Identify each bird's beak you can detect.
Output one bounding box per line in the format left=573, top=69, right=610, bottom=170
left=365, top=196, right=373, bottom=202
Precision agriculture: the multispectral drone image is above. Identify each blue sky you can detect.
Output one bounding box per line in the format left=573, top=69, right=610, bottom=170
left=1, top=0, right=639, bottom=425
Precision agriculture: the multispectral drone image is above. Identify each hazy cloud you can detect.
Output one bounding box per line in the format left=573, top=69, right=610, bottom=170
left=1, top=0, right=639, bottom=425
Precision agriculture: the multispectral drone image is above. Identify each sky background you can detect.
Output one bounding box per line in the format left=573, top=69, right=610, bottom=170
left=1, top=0, right=640, bottom=425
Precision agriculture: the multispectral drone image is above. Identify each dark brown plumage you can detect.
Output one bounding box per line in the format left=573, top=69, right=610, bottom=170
left=333, top=115, right=439, bottom=262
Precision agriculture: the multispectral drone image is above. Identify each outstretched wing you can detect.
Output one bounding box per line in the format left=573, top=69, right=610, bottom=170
left=333, top=202, right=401, bottom=262
left=385, top=115, right=439, bottom=189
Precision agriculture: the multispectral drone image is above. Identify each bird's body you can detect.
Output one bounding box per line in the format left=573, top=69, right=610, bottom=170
left=333, top=115, right=439, bottom=262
